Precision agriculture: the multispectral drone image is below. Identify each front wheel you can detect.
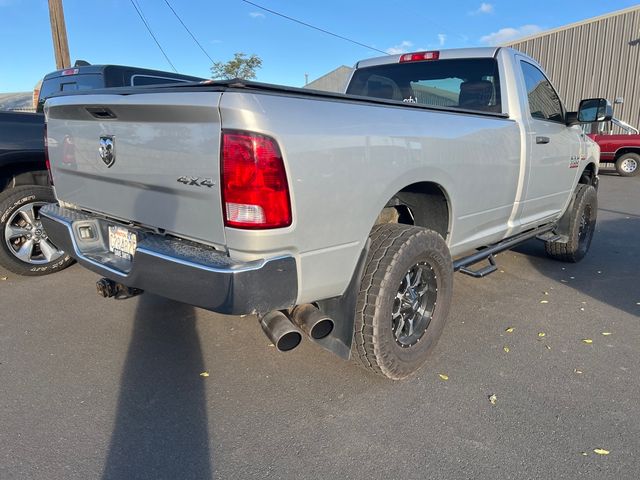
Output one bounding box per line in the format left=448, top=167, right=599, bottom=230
left=352, top=224, right=453, bottom=380
left=0, top=185, right=73, bottom=276
left=544, top=184, right=597, bottom=263
left=615, top=153, right=640, bottom=177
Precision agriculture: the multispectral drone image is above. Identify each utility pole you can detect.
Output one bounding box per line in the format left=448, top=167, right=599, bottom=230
left=48, top=0, right=71, bottom=69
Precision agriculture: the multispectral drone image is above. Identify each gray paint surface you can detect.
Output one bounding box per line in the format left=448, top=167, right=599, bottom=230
left=1, top=173, right=638, bottom=480
left=506, top=6, right=640, bottom=131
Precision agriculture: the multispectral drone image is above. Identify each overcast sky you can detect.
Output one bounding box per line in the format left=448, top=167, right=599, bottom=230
left=0, top=0, right=638, bottom=91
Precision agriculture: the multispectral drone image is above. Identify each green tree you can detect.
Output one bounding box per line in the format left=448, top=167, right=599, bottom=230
left=210, top=53, right=263, bottom=80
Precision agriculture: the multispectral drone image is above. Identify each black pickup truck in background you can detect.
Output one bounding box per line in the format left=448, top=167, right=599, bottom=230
left=0, top=64, right=204, bottom=276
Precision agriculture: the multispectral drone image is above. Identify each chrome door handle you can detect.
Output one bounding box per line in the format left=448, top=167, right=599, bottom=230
left=536, top=136, right=550, bottom=144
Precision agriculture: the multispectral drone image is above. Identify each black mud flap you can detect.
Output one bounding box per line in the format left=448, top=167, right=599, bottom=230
left=314, top=239, right=370, bottom=360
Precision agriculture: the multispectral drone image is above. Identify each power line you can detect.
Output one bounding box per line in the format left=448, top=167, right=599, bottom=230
left=239, top=0, right=388, bottom=55
left=129, top=0, right=178, bottom=72
left=163, top=0, right=215, bottom=64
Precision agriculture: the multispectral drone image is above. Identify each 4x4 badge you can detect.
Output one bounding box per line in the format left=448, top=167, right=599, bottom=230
left=99, top=135, right=115, bottom=167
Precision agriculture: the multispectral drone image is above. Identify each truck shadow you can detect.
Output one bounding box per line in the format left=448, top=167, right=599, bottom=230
left=101, top=295, right=212, bottom=480
left=514, top=216, right=640, bottom=317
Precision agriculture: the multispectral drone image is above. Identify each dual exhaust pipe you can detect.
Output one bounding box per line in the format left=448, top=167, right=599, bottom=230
left=96, top=276, right=331, bottom=353
left=259, top=304, right=334, bottom=352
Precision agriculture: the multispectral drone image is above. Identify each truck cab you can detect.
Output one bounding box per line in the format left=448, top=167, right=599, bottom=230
left=36, top=63, right=204, bottom=112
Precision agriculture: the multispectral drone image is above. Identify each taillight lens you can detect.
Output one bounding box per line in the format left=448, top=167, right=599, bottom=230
left=399, top=51, right=440, bottom=63
left=221, top=131, right=292, bottom=229
left=44, top=123, right=53, bottom=185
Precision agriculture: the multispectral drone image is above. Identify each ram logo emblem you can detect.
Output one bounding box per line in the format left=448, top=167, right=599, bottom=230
left=99, top=135, right=116, bottom=167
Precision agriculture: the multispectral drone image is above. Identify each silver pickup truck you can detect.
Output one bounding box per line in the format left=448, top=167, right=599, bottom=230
left=41, top=47, right=611, bottom=379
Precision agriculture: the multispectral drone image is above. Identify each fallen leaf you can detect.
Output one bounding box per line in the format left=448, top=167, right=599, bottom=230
left=438, top=374, right=449, bottom=381
left=488, top=394, right=497, bottom=405
left=503, top=346, right=510, bottom=353
left=268, top=343, right=275, bottom=347
left=574, top=369, right=583, bottom=374
left=601, top=332, right=612, bottom=336
left=581, top=452, right=588, bottom=456
left=200, top=371, right=210, bottom=377
left=543, top=291, right=549, bottom=295
left=593, top=448, right=610, bottom=455
left=538, top=332, right=546, bottom=338
left=0, top=276, right=7, bottom=281
left=505, top=327, right=514, bottom=333
left=545, top=344, right=551, bottom=350
left=582, top=339, right=593, bottom=344
left=540, top=300, right=549, bottom=304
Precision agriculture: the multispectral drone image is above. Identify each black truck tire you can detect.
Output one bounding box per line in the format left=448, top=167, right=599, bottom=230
left=615, top=152, right=640, bottom=177
left=544, top=184, right=597, bottom=263
left=0, top=185, right=73, bottom=276
left=352, top=224, right=453, bottom=380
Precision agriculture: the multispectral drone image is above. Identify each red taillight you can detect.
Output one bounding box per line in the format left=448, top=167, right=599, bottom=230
left=221, top=131, right=292, bottom=229
left=399, top=51, right=440, bottom=63
left=61, top=68, right=79, bottom=76
left=44, top=123, right=53, bottom=185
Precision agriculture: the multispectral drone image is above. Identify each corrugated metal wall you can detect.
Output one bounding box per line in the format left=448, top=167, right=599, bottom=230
left=507, top=6, right=640, bottom=131
left=305, top=66, right=354, bottom=93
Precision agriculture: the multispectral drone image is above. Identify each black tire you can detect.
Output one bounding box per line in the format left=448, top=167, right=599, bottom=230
left=0, top=185, right=73, bottom=276
left=352, top=224, right=453, bottom=380
left=544, top=184, right=597, bottom=263
left=615, top=153, right=640, bottom=177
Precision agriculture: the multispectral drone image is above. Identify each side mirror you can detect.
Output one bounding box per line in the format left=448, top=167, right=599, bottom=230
left=577, top=98, right=613, bottom=123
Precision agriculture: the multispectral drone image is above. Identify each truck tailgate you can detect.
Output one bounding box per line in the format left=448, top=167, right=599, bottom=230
left=45, top=91, right=225, bottom=247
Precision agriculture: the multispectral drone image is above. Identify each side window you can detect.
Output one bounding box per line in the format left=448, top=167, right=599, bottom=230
left=520, top=61, right=564, bottom=123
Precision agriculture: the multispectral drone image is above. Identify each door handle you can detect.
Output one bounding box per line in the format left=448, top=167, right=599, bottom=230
left=536, top=136, right=550, bottom=144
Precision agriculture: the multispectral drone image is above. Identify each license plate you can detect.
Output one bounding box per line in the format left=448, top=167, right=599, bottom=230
left=108, top=226, right=137, bottom=261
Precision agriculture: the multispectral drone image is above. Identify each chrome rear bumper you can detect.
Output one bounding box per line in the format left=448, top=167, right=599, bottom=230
left=40, top=204, right=297, bottom=315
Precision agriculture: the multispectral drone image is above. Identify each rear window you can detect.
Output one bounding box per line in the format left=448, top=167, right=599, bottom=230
left=131, top=75, right=190, bottom=86
left=38, top=73, right=104, bottom=112
left=346, top=58, right=502, bottom=113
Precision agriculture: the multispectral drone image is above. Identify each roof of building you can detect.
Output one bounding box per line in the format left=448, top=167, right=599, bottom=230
left=0, top=92, right=32, bottom=111
left=504, top=4, right=640, bottom=45
left=306, top=65, right=352, bottom=88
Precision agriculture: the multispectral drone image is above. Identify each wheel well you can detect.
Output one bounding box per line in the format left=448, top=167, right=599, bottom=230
left=579, top=162, right=597, bottom=185
left=376, top=182, right=450, bottom=240
left=614, top=148, right=640, bottom=160
left=0, top=162, right=49, bottom=192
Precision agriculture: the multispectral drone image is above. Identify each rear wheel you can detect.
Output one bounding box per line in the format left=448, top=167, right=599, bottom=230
left=352, top=224, right=453, bottom=380
left=615, top=153, right=640, bottom=177
left=544, top=184, right=597, bottom=263
left=0, top=185, right=73, bottom=276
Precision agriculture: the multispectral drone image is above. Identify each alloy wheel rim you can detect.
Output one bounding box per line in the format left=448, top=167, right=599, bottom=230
left=392, top=261, right=438, bottom=347
left=4, top=201, right=64, bottom=265
left=578, top=204, right=593, bottom=243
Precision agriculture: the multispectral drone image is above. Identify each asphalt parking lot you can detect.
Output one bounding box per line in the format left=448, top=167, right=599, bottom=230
left=1, top=172, right=639, bottom=480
